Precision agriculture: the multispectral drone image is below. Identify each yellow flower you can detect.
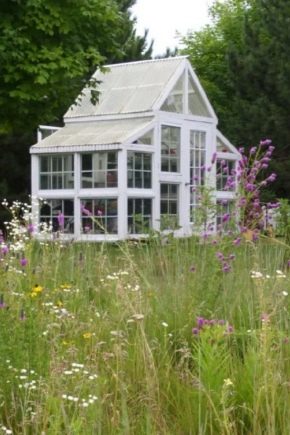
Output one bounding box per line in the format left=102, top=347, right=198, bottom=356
left=29, top=292, right=38, bottom=298
left=83, top=332, right=93, bottom=339
left=56, top=300, right=63, bottom=307
left=60, top=283, right=72, bottom=290
left=32, top=284, right=43, bottom=293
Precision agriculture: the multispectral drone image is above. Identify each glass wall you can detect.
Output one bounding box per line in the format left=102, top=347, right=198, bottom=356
left=40, top=155, right=74, bottom=189
left=161, top=126, right=180, bottom=172
left=127, top=152, right=152, bottom=188
left=81, top=198, right=118, bottom=234
left=81, top=152, right=118, bottom=188
left=128, top=198, right=152, bottom=234
left=189, top=130, right=206, bottom=222
left=160, top=184, right=179, bottom=230
left=40, top=199, right=74, bottom=233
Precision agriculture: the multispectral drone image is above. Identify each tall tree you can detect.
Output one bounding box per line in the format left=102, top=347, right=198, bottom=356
left=181, top=0, right=290, bottom=198
left=0, top=0, right=153, bottom=204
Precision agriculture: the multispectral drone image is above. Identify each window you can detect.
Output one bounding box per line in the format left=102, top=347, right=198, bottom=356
left=40, top=155, right=74, bottom=189
left=189, top=130, right=206, bottom=222
left=128, top=198, right=152, bottom=234
left=81, top=199, right=117, bottom=234
left=40, top=199, right=74, bottom=233
left=81, top=152, right=118, bottom=188
left=160, top=184, right=179, bottom=230
left=127, top=152, right=152, bottom=188
left=216, top=200, right=234, bottom=231
left=133, top=129, right=154, bottom=145
left=216, top=159, right=236, bottom=191
left=161, top=125, right=180, bottom=172
left=161, top=74, right=184, bottom=113
left=188, top=74, right=210, bottom=117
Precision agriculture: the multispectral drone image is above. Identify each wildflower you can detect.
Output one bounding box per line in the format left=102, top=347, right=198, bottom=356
left=261, top=313, right=270, bottom=323
left=223, top=378, right=234, bottom=387
left=20, top=257, right=28, bottom=267
left=189, top=264, right=196, bottom=272
left=57, top=212, right=65, bottom=229
left=0, top=295, right=6, bottom=309
left=32, top=284, right=43, bottom=294
left=1, top=245, right=9, bottom=255
left=161, top=322, right=168, bottom=328
left=192, top=327, right=199, bottom=335
left=27, top=223, right=35, bottom=233
left=83, top=332, right=93, bottom=339
left=233, top=237, right=241, bottom=246
left=282, top=291, right=288, bottom=296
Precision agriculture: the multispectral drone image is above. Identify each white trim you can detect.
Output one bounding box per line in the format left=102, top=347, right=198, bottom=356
left=217, top=152, right=239, bottom=160
left=30, top=144, right=122, bottom=154
left=64, top=111, right=154, bottom=124
left=217, top=130, right=240, bottom=156
left=152, top=58, right=187, bottom=111
left=187, top=62, right=218, bottom=123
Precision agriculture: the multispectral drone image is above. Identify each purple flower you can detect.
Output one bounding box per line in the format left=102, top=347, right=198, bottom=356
left=81, top=204, right=92, bottom=216
left=0, top=295, right=5, bottom=309
left=1, top=245, right=8, bottom=255
left=20, top=258, right=28, bottom=267
left=57, top=212, right=65, bottom=229
left=260, top=139, right=272, bottom=146
left=226, top=325, right=234, bottom=333
left=245, top=183, right=255, bottom=192
left=250, top=147, right=257, bottom=155
left=222, top=262, right=231, bottom=273
left=216, top=252, right=224, bottom=260
left=27, top=223, right=35, bottom=234
left=211, top=152, right=217, bottom=164
left=222, top=213, right=230, bottom=223
left=267, top=173, right=277, bottom=183
left=192, top=327, right=199, bottom=335
left=189, top=265, right=196, bottom=272
left=233, top=237, right=241, bottom=246
left=197, top=317, right=205, bottom=328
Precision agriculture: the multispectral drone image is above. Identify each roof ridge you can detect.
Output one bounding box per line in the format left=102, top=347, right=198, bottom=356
left=103, top=55, right=188, bottom=69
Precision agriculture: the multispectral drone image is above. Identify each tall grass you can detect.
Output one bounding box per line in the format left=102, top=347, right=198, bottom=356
left=0, top=236, right=290, bottom=434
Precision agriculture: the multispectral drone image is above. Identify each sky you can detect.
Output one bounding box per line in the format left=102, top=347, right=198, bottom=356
left=130, top=0, right=214, bottom=56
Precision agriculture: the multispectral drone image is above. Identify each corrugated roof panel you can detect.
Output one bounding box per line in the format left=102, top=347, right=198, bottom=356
left=64, top=57, right=185, bottom=118
left=31, top=118, right=154, bottom=149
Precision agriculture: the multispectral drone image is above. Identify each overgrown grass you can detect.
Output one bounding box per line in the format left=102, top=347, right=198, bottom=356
left=0, top=236, right=290, bottom=434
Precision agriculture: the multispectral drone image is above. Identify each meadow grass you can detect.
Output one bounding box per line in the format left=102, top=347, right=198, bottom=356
left=0, top=235, right=290, bottom=434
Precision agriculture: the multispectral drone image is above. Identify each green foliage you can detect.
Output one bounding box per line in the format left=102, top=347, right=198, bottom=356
left=0, top=0, right=153, bottom=204
left=181, top=0, right=290, bottom=199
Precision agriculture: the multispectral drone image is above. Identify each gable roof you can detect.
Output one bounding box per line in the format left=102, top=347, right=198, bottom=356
left=64, top=57, right=187, bottom=119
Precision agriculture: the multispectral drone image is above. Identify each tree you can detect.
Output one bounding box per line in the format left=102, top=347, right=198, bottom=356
left=0, top=0, right=153, bottom=205
left=181, top=0, right=290, bottom=198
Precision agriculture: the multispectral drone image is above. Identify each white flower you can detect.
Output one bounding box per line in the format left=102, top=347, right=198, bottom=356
left=282, top=291, right=288, bottom=296
left=161, top=322, right=168, bottom=328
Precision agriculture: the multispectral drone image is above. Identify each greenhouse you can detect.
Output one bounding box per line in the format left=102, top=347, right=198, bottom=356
left=30, top=56, right=240, bottom=240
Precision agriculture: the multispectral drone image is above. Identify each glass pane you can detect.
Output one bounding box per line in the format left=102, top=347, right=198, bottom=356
left=144, top=199, right=151, bottom=215
left=107, top=218, right=118, bottom=234
left=143, top=154, right=151, bottom=170
left=93, top=171, right=106, bottom=188
left=127, top=152, right=134, bottom=169
left=107, top=171, right=117, bottom=187
left=135, top=171, right=142, bottom=188
left=128, top=171, right=133, bottom=188
left=40, top=175, right=49, bottom=189
left=82, top=172, right=92, bottom=188
left=82, top=154, right=92, bottom=171
left=135, top=129, right=153, bottom=145
left=64, top=173, right=74, bottom=189
left=107, top=152, right=117, bottom=169
left=144, top=171, right=151, bottom=188
left=40, top=156, right=49, bottom=172
left=134, top=153, right=142, bottom=170
left=188, top=75, right=210, bottom=117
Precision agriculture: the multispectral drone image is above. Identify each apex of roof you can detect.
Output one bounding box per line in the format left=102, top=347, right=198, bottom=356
left=64, top=56, right=188, bottom=119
